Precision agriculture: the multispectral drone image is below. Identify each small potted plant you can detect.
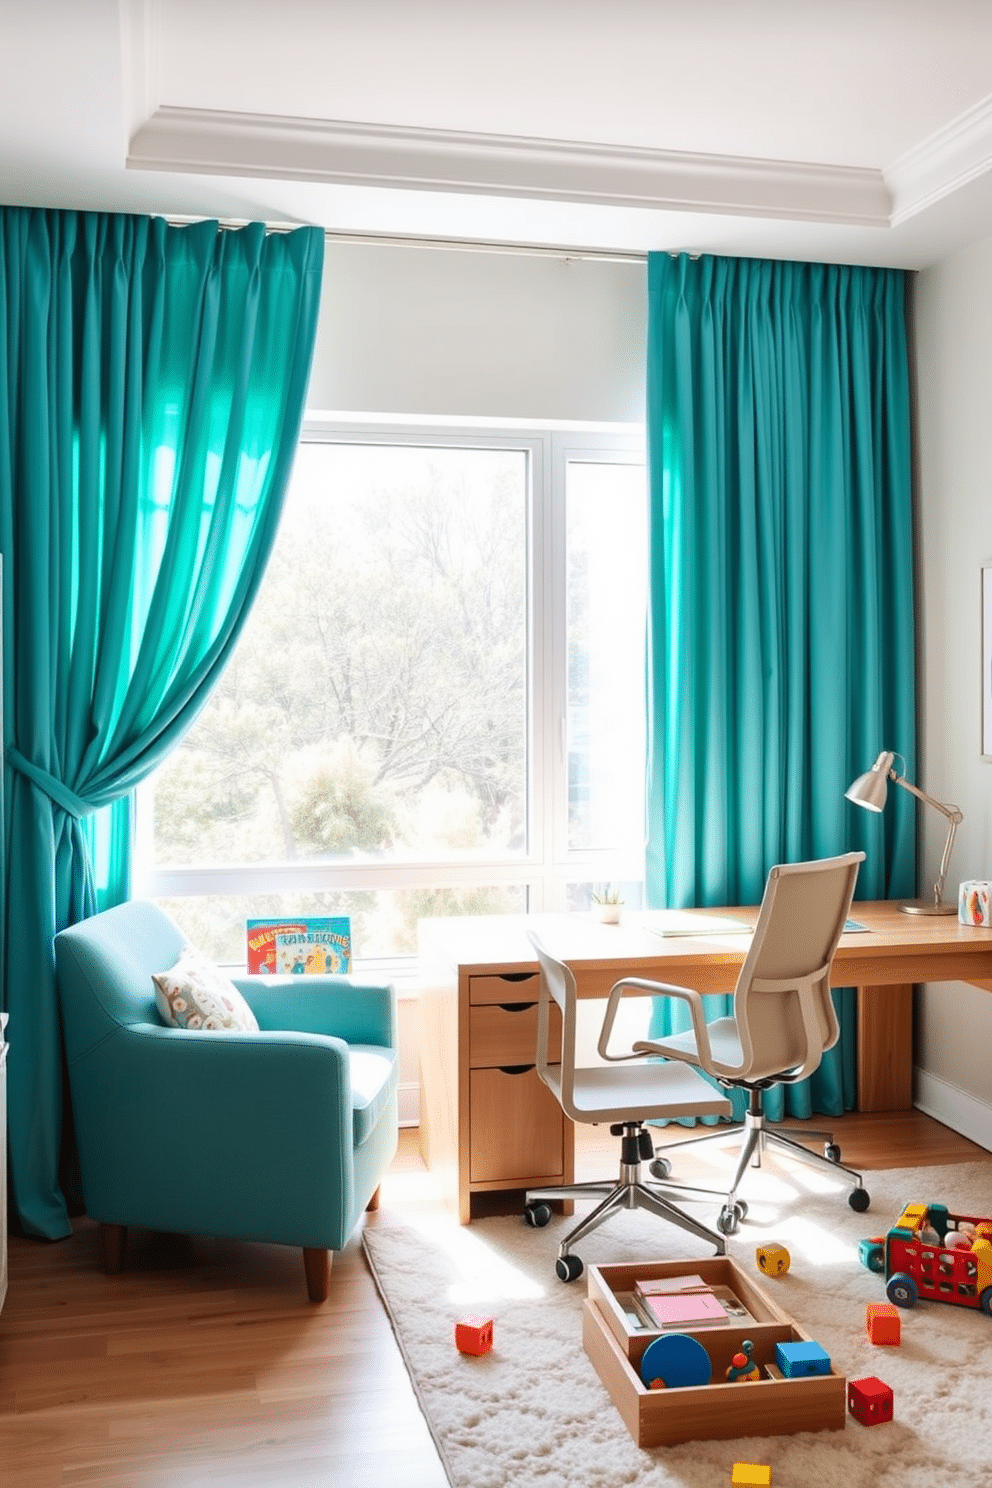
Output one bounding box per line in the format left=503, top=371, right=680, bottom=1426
left=591, top=886, right=623, bottom=924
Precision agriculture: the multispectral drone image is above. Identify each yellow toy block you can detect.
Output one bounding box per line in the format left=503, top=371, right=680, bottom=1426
left=732, top=1465, right=772, bottom=1487
left=755, top=1242, right=791, bottom=1277
left=896, top=1203, right=928, bottom=1231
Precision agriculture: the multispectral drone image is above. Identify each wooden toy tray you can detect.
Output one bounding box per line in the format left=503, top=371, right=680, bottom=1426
left=583, top=1257, right=847, bottom=1447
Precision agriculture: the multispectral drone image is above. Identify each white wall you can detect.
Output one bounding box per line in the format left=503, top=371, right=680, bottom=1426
left=913, top=234, right=992, bottom=1148
left=307, top=240, right=647, bottom=422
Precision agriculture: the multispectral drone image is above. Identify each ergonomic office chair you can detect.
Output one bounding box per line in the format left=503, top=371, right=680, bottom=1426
left=523, top=931, right=733, bottom=1281
left=596, top=852, right=869, bottom=1237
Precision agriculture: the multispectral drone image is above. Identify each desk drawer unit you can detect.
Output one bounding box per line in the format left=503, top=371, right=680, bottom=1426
left=465, top=974, right=568, bottom=1201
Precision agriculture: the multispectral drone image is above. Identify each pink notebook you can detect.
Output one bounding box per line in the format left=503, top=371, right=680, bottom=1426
left=642, top=1290, right=727, bottom=1327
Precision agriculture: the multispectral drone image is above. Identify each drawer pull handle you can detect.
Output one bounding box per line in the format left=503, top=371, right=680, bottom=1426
left=499, top=972, right=536, bottom=983
left=498, top=1001, right=533, bottom=1013
left=498, top=1064, right=534, bottom=1076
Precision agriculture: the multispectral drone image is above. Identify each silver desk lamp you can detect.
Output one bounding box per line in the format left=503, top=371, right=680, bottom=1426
left=845, top=750, right=963, bottom=916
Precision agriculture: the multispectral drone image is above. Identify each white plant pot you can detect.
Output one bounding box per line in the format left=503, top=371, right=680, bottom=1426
left=591, top=903, right=622, bottom=924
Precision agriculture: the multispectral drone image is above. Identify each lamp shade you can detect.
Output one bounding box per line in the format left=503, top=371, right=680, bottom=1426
left=844, top=750, right=895, bottom=813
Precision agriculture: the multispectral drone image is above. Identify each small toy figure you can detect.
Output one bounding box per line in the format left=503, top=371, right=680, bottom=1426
left=455, top=1315, right=493, bottom=1356
left=755, top=1242, right=790, bottom=1277
left=726, top=1339, right=760, bottom=1382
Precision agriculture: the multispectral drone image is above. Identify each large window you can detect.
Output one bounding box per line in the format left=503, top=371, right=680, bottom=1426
left=137, top=422, right=646, bottom=963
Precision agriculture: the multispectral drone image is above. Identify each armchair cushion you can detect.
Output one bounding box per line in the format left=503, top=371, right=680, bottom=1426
left=349, top=1047, right=399, bottom=1147
left=152, top=946, right=259, bottom=1032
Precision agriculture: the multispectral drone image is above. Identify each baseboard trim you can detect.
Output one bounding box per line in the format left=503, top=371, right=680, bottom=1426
left=398, top=1081, right=419, bottom=1129
left=914, top=1066, right=992, bottom=1153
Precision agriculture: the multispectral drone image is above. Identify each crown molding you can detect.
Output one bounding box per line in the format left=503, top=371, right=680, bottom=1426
left=127, top=106, right=892, bottom=227
left=886, top=91, right=992, bottom=225
left=118, top=0, right=161, bottom=146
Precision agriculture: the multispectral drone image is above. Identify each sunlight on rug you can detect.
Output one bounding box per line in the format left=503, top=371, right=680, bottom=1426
left=363, top=1159, right=992, bottom=1487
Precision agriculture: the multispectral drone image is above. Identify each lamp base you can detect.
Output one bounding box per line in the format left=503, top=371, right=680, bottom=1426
left=899, top=899, right=957, bottom=916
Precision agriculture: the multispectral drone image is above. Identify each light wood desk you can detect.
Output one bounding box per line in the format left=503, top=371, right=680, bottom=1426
left=418, top=903, right=992, bottom=1223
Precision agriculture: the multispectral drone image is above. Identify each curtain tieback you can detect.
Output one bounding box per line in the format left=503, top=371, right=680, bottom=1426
left=8, top=747, right=95, bottom=819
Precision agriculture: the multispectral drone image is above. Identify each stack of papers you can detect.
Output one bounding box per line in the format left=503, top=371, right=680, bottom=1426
left=648, top=912, right=871, bottom=937
left=649, top=911, right=754, bottom=937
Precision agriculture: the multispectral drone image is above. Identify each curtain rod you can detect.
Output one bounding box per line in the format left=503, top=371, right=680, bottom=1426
left=164, top=214, right=655, bottom=264
left=320, top=229, right=649, bottom=264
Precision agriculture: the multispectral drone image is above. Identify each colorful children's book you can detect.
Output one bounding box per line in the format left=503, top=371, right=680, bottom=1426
left=274, top=924, right=351, bottom=975
left=246, top=917, right=352, bottom=974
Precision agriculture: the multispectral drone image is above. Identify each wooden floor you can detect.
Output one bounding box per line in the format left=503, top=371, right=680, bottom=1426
left=0, top=1110, right=985, bottom=1486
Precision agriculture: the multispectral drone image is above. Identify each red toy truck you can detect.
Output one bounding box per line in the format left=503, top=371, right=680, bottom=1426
left=860, top=1202, right=992, bottom=1314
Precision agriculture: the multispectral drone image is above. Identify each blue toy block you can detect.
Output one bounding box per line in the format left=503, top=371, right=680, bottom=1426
left=775, top=1340, right=831, bottom=1378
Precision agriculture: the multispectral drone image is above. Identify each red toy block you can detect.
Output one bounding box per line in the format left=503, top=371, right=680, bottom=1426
left=455, top=1314, right=494, bottom=1355
left=848, top=1375, right=893, bottom=1425
left=866, top=1302, right=901, bottom=1345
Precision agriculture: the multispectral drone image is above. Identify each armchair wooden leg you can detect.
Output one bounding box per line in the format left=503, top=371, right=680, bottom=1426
left=100, top=1223, right=128, bottom=1275
left=365, top=1185, right=381, bottom=1212
left=303, top=1247, right=331, bottom=1303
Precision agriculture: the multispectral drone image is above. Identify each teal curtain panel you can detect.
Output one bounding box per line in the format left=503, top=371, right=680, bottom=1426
left=0, top=209, right=324, bottom=1238
left=644, top=253, right=916, bottom=1121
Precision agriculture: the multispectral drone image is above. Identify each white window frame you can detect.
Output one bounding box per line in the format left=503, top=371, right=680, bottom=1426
left=134, top=415, right=646, bottom=923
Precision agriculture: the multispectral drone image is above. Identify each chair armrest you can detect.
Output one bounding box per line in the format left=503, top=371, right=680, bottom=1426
left=232, top=975, right=396, bottom=1048
left=66, top=1022, right=394, bottom=1248
left=96, top=1022, right=354, bottom=1129
left=597, top=976, right=715, bottom=1069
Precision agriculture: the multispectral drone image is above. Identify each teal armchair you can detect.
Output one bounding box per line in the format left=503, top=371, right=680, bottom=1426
left=54, top=899, right=399, bottom=1301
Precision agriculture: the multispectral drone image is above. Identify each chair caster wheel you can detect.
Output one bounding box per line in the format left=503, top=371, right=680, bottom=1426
left=849, top=1187, right=870, bottom=1213
left=717, top=1204, right=743, bottom=1236
left=524, top=1201, right=552, bottom=1228
left=825, top=1143, right=842, bottom=1162
left=649, top=1156, right=672, bottom=1181
left=556, top=1253, right=584, bottom=1283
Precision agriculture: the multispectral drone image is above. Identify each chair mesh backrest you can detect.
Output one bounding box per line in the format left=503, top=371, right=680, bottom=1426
left=731, top=852, right=864, bottom=1082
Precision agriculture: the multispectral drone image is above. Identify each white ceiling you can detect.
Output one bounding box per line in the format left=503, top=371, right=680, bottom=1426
left=2, top=0, right=992, bottom=267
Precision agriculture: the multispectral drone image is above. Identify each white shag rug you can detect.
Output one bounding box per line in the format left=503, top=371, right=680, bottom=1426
left=362, top=1157, right=992, bottom=1487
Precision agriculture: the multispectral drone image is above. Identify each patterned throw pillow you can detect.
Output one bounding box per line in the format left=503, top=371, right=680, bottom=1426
left=152, top=946, right=259, bottom=1032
